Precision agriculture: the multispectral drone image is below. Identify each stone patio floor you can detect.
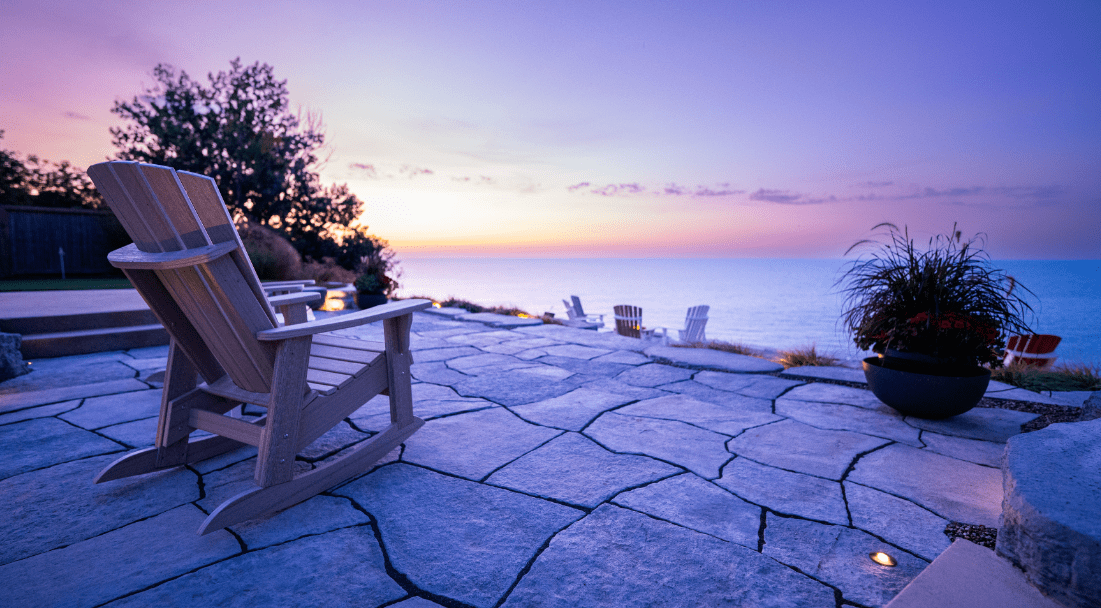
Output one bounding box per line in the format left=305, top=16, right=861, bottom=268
left=0, top=310, right=1069, bottom=607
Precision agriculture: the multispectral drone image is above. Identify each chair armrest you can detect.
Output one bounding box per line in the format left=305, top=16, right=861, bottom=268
left=261, top=280, right=317, bottom=295
left=256, top=299, right=432, bottom=341
left=108, top=242, right=237, bottom=270
left=268, top=292, right=324, bottom=307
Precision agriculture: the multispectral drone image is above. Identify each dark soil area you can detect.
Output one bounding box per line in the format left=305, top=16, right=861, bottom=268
left=975, top=396, right=1084, bottom=433
left=944, top=522, right=998, bottom=549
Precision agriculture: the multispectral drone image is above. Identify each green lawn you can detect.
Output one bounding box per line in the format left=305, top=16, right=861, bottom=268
left=0, top=277, right=134, bottom=291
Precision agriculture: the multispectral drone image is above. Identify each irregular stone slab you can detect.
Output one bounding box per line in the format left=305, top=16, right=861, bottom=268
left=998, top=418, right=1101, bottom=607
left=198, top=457, right=310, bottom=513
left=298, top=421, right=370, bottom=461
left=488, top=432, right=678, bottom=507
left=97, top=416, right=158, bottom=448
left=0, top=454, right=198, bottom=566
left=59, top=388, right=162, bottom=430
left=421, top=306, right=470, bottom=317
left=1043, top=390, right=1094, bottom=408
left=845, top=481, right=951, bottom=561
left=511, top=364, right=574, bottom=381
left=645, top=345, right=784, bottom=373
left=515, top=323, right=649, bottom=351
left=412, top=346, right=482, bottom=362
left=579, top=375, right=664, bottom=396
left=459, top=312, right=543, bottom=327
left=542, top=343, right=612, bottom=360
left=402, top=407, right=561, bottom=480
left=502, top=504, right=834, bottom=608
left=849, top=444, right=1002, bottom=527
left=985, top=385, right=1059, bottom=405
left=617, top=394, right=780, bottom=436
left=592, top=349, right=650, bottom=365
left=391, top=597, right=447, bottom=608
left=657, top=380, right=776, bottom=413
left=479, top=337, right=562, bottom=355
left=920, top=431, right=1006, bottom=467
left=533, top=354, right=632, bottom=377
left=0, top=354, right=137, bottom=396
left=694, top=370, right=803, bottom=398
left=586, top=412, right=731, bottom=479
left=763, top=515, right=928, bottom=607
left=120, top=355, right=168, bottom=373
left=412, top=382, right=475, bottom=401
left=716, top=457, right=848, bottom=525
left=0, top=378, right=148, bottom=413
left=349, top=392, right=492, bottom=431
left=229, top=495, right=368, bottom=550
left=727, top=419, right=889, bottom=480
left=452, top=370, right=581, bottom=406
left=0, top=505, right=239, bottom=608
left=416, top=326, right=494, bottom=339
left=124, top=344, right=171, bottom=359
left=781, top=382, right=885, bottom=409
left=510, top=387, right=636, bottom=431
left=0, top=398, right=80, bottom=425
left=106, top=526, right=404, bottom=608
left=776, top=398, right=922, bottom=446
left=410, top=361, right=469, bottom=385
left=447, top=352, right=534, bottom=374
left=613, top=473, right=761, bottom=548
left=338, top=463, right=582, bottom=608
left=615, top=363, right=694, bottom=387
left=0, top=417, right=121, bottom=480
left=887, top=538, right=1062, bottom=608
left=781, top=365, right=867, bottom=384
left=905, top=407, right=1037, bottom=443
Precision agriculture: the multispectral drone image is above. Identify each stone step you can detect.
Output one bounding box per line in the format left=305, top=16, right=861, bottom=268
left=0, top=309, right=159, bottom=335
left=885, top=539, right=1060, bottom=608
left=19, top=323, right=168, bottom=359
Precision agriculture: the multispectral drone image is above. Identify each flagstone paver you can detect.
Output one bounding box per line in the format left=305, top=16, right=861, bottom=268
left=615, top=362, right=695, bottom=387
left=612, top=472, right=762, bottom=547
left=616, top=393, right=781, bottom=436
left=717, top=457, right=849, bottom=525
left=1, top=309, right=1072, bottom=607
left=0, top=417, right=122, bottom=479
left=782, top=365, right=867, bottom=384
left=401, top=407, right=561, bottom=480
left=487, top=432, right=679, bottom=507
left=502, top=504, right=835, bottom=608
left=338, top=463, right=583, bottom=608
left=585, top=411, right=733, bottom=479
left=0, top=505, right=240, bottom=608
left=727, top=419, right=890, bottom=480
left=905, top=407, right=1038, bottom=443
left=105, top=527, right=405, bottom=608
left=849, top=443, right=1003, bottom=527
left=845, top=481, right=952, bottom=561
left=775, top=397, right=923, bottom=446
left=763, top=514, right=929, bottom=607
left=645, top=345, right=785, bottom=373
left=509, top=386, right=637, bottom=431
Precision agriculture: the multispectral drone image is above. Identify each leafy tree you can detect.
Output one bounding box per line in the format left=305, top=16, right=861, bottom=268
left=0, top=130, right=103, bottom=208
left=111, top=59, right=382, bottom=269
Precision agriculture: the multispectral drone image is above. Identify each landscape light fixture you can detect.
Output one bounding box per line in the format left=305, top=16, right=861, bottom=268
left=869, top=551, right=897, bottom=567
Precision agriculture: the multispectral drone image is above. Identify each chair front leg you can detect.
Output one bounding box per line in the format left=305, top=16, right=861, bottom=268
left=154, top=340, right=198, bottom=467
left=255, top=336, right=312, bottom=487
left=383, top=313, right=415, bottom=428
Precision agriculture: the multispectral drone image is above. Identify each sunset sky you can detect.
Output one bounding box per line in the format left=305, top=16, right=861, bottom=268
left=2, top=1, right=1098, bottom=258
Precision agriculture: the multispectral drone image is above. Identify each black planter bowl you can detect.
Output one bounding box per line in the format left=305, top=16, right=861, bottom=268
left=355, top=292, right=387, bottom=309
left=862, top=356, right=991, bottom=419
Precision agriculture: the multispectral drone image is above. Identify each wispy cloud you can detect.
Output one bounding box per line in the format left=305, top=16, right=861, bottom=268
left=63, top=111, right=91, bottom=121
left=349, top=163, right=378, bottom=178
left=399, top=165, right=434, bottom=178
left=748, top=189, right=834, bottom=205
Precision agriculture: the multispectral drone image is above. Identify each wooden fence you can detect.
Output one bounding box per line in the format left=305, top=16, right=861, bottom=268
left=0, top=206, right=130, bottom=277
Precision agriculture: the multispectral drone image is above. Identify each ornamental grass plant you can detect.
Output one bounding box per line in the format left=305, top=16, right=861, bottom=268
left=838, top=223, right=1034, bottom=368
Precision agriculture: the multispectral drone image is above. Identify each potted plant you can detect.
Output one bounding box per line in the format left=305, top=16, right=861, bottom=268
left=353, top=249, right=399, bottom=310
left=838, top=223, right=1033, bottom=418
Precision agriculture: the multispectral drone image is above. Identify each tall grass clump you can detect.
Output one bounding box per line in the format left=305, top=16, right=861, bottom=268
left=991, top=362, right=1101, bottom=392
left=776, top=345, right=839, bottom=368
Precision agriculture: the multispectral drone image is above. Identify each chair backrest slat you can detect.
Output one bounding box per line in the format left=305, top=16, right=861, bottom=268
left=89, top=161, right=278, bottom=393
left=614, top=304, right=643, bottom=339
left=682, top=305, right=709, bottom=342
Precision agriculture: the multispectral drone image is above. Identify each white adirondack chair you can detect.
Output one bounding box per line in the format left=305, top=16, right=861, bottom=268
left=561, top=295, right=604, bottom=329
left=678, top=305, right=710, bottom=343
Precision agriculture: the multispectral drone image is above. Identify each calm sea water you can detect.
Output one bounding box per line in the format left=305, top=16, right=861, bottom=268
left=395, top=258, right=1101, bottom=365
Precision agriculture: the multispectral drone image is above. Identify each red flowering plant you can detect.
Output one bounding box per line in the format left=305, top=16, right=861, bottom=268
left=838, top=223, right=1033, bottom=368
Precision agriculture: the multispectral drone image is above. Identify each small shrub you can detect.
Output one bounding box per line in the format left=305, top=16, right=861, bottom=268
left=239, top=221, right=301, bottom=280
left=299, top=257, right=355, bottom=284
left=418, top=296, right=547, bottom=321
left=776, top=345, right=838, bottom=369
left=991, top=362, right=1101, bottom=392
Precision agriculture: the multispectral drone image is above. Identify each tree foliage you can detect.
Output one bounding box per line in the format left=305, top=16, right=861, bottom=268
left=110, top=59, right=385, bottom=270
left=0, top=131, right=104, bottom=209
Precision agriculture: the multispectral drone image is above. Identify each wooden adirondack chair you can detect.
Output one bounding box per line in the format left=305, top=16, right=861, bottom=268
left=677, top=305, right=709, bottom=343
left=87, top=161, right=430, bottom=534
left=1004, top=334, right=1062, bottom=369
left=613, top=304, right=666, bottom=341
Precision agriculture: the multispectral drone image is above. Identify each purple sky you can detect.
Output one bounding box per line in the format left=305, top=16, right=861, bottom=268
left=3, top=1, right=1099, bottom=258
